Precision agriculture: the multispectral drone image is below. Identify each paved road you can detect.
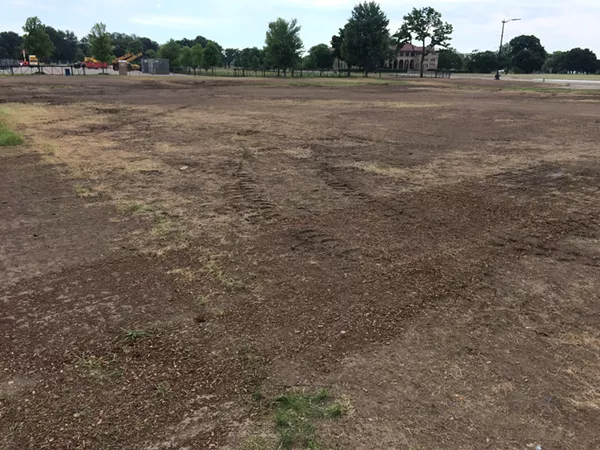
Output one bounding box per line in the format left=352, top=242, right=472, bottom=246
left=453, top=73, right=600, bottom=90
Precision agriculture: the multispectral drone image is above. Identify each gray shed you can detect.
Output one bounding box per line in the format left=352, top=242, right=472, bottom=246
left=141, top=58, right=170, bottom=75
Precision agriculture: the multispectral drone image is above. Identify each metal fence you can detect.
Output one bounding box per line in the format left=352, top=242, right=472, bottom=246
left=172, top=67, right=354, bottom=78
left=171, top=67, right=452, bottom=79
left=0, top=65, right=88, bottom=76
left=386, top=69, right=452, bottom=79
left=0, top=62, right=452, bottom=79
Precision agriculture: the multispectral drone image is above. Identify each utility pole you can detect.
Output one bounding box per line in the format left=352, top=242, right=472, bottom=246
left=496, top=18, right=521, bottom=79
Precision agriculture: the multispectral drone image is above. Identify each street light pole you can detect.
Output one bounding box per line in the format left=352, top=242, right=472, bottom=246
left=496, top=18, right=521, bottom=79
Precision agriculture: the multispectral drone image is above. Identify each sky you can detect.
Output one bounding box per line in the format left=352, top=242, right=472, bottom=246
left=2, top=0, right=600, bottom=55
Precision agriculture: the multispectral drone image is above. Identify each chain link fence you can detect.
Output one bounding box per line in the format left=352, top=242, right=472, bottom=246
left=171, top=67, right=452, bottom=79
left=0, top=64, right=88, bottom=76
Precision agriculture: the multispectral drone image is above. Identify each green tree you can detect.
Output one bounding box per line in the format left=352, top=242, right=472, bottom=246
left=437, top=47, right=463, bottom=71
left=139, top=37, right=159, bottom=53
left=264, top=17, right=303, bottom=76
left=341, top=2, right=390, bottom=76
left=191, top=44, right=203, bottom=68
left=563, top=48, right=597, bottom=73
left=239, top=47, right=263, bottom=69
left=302, top=54, right=316, bottom=69
left=110, top=32, right=135, bottom=58
left=542, top=51, right=566, bottom=73
left=0, top=31, right=23, bottom=60
left=224, top=48, right=239, bottom=67
left=75, top=48, right=85, bottom=61
left=78, top=36, right=90, bottom=57
left=238, top=48, right=252, bottom=68
left=177, top=38, right=194, bottom=48
left=212, top=41, right=225, bottom=65
left=146, top=49, right=157, bottom=58
left=464, top=50, right=497, bottom=73
left=509, top=35, right=547, bottom=73
left=394, top=6, right=453, bottom=77
left=158, top=39, right=182, bottom=67
left=180, top=46, right=193, bottom=67
left=22, top=17, right=54, bottom=61
left=308, top=44, right=333, bottom=70
left=45, top=27, right=78, bottom=61
left=127, top=39, right=143, bottom=55
left=202, top=41, right=221, bottom=70
left=193, top=35, right=208, bottom=48
left=89, top=22, right=112, bottom=73
left=331, top=29, right=344, bottom=62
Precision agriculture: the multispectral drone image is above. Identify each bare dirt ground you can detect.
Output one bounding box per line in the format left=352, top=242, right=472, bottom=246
left=1, top=76, right=600, bottom=449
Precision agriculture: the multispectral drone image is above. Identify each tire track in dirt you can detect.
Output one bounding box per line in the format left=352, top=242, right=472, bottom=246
left=220, top=160, right=281, bottom=224
left=318, top=161, right=424, bottom=223
left=217, top=156, right=362, bottom=261
left=289, top=228, right=360, bottom=259
left=492, top=163, right=600, bottom=194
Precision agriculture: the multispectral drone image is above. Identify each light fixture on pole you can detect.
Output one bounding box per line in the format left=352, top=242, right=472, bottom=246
left=496, top=18, right=521, bottom=79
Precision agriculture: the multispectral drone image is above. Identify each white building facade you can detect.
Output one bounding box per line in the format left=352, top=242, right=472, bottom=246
left=384, top=44, right=439, bottom=71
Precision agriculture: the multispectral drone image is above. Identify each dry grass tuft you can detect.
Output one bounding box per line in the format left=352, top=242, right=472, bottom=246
left=556, top=331, right=600, bottom=410
left=283, top=147, right=312, bottom=159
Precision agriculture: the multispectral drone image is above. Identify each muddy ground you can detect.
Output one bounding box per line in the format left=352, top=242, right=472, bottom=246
left=1, top=76, right=599, bottom=449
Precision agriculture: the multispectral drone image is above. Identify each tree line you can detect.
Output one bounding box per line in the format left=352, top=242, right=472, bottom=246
left=2, top=2, right=598, bottom=76
left=1, top=2, right=454, bottom=77
left=438, top=36, right=599, bottom=74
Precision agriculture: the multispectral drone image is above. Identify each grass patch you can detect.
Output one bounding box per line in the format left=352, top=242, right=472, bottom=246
left=150, top=217, right=176, bottom=238
left=204, top=259, right=244, bottom=291
left=117, top=200, right=157, bottom=214
left=74, top=184, right=99, bottom=198
left=75, top=355, right=122, bottom=380
left=156, top=381, right=170, bottom=397
left=242, top=435, right=277, bottom=450
left=167, top=267, right=197, bottom=282
left=0, top=118, right=24, bottom=146
left=122, top=329, right=151, bottom=343
left=272, top=388, right=344, bottom=449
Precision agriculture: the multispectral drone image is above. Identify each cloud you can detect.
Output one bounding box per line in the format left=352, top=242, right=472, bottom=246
left=129, top=15, right=213, bottom=27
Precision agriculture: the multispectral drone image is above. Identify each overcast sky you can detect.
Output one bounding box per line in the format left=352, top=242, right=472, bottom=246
left=3, top=0, right=599, bottom=55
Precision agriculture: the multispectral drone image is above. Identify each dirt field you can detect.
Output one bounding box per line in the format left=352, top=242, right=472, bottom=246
left=1, top=76, right=600, bottom=449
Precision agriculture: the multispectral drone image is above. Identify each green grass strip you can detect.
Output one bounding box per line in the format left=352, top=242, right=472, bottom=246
left=0, top=116, right=23, bottom=146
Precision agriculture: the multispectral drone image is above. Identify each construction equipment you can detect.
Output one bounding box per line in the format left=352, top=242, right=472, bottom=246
left=112, top=52, right=143, bottom=71
left=82, top=57, right=108, bottom=69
